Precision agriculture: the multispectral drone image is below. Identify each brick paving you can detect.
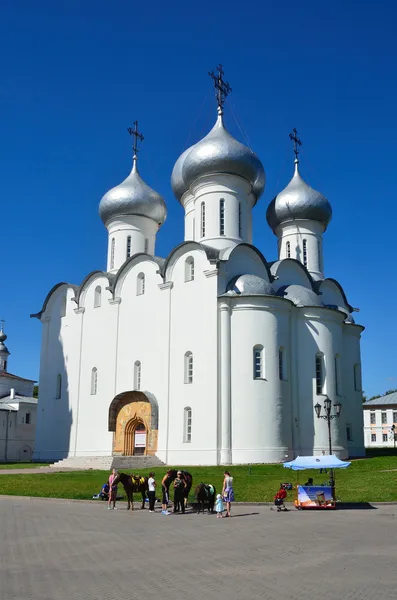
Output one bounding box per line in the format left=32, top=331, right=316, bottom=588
left=0, top=496, right=396, bottom=600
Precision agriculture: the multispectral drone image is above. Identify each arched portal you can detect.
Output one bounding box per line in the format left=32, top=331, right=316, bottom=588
left=108, top=391, right=158, bottom=456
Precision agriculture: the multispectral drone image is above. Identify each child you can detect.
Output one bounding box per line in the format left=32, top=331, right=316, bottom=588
left=215, top=493, right=224, bottom=518
left=273, top=483, right=288, bottom=512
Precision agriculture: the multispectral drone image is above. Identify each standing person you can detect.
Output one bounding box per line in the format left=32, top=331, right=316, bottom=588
left=215, top=494, right=224, bottom=518
left=319, top=450, right=328, bottom=475
left=108, top=468, right=118, bottom=510
left=161, top=472, right=171, bottom=515
left=148, top=472, right=156, bottom=513
left=173, top=471, right=186, bottom=514
left=222, top=471, right=234, bottom=518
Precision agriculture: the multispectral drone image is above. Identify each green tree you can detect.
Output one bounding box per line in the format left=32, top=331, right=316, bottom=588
left=33, top=385, right=39, bottom=399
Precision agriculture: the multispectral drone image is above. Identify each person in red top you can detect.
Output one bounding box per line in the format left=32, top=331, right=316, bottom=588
left=273, top=484, right=288, bottom=512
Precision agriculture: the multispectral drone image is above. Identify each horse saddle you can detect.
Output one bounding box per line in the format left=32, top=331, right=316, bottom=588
left=204, top=484, right=214, bottom=497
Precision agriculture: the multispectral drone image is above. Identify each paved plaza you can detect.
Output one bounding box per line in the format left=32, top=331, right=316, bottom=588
left=0, top=496, right=397, bottom=600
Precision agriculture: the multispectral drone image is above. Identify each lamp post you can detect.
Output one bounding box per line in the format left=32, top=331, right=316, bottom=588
left=314, top=397, right=342, bottom=501
left=391, top=424, right=396, bottom=450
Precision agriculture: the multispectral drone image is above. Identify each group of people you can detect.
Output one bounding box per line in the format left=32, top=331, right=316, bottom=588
left=97, top=469, right=236, bottom=516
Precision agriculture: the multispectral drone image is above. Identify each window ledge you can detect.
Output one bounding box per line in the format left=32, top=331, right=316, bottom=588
left=253, top=377, right=267, bottom=381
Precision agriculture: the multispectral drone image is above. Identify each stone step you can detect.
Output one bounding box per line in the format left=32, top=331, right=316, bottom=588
left=48, top=455, right=165, bottom=471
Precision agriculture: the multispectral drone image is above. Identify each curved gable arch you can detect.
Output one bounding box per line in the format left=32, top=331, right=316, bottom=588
left=30, top=282, right=79, bottom=320
left=219, top=243, right=272, bottom=286
left=76, top=271, right=115, bottom=308
left=319, top=278, right=352, bottom=312
left=113, top=254, right=164, bottom=298
left=271, top=259, right=315, bottom=292
left=163, top=241, right=218, bottom=282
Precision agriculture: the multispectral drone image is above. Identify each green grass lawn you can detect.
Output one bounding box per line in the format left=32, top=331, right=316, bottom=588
left=0, top=455, right=396, bottom=503
left=0, top=463, right=49, bottom=470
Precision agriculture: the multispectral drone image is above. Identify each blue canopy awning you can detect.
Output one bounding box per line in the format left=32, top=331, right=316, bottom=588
left=283, top=455, right=351, bottom=470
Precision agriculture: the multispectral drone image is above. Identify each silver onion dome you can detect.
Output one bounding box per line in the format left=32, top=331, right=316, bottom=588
left=99, top=157, right=167, bottom=226
left=266, top=159, right=332, bottom=232
left=171, top=109, right=265, bottom=203
left=227, top=274, right=275, bottom=296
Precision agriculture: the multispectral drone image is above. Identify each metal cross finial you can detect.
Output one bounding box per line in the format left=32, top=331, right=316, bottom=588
left=289, top=128, right=302, bottom=160
left=0, top=319, right=5, bottom=331
left=127, top=121, right=144, bottom=158
left=208, top=64, right=232, bottom=113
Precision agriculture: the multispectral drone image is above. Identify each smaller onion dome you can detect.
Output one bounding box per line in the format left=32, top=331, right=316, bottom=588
left=171, top=109, right=265, bottom=203
left=99, top=157, right=167, bottom=226
left=276, top=284, right=322, bottom=307
left=0, top=325, right=10, bottom=356
left=267, top=159, right=332, bottom=232
left=227, top=274, right=275, bottom=296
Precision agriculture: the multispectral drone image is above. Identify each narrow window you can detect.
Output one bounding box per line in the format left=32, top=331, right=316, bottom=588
left=354, top=363, right=361, bottom=391
left=335, top=354, right=341, bottom=396
left=185, top=257, right=195, bottom=282
left=303, top=239, right=307, bottom=267
left=317, top=240, right=322, bottom=270
left=4, top=360, right=7, bottom=371
left=184, top=352, right=193, bottom=384
left=219, top=198, right=225, bottom=235
left=393, top=412, right=397, bottom=424
left=371, top=433, right=376, bottom=442
left=60, top=296, right=67, bottom=318
left=110, top=238, right=115, bottom=269
left=126, top=236, right=132, bottom=259
left=346, top=423, right=352, bottom=442
left=184, top=407, right=192, bottom=443
left=56, top=374, right=62, bottom=399
left=238, top=203, right=242, bottom=237
left=144, top=238, right=149, bottom=254
left=91, top=367, right=98, bottom=395
left=94, top=286, right=101, bottom=308
left=201, top=202, right=206, bottom=238
left=137, top=273, right=145, bottom=295
left=279, top=347, right=286, bottom=381
left=253, top=346, right=263, bottom=379
left=381, top=412, right=387, bottom=425
left=134, top=361, right=141, bottom=391
left=286, top=241, right=291, bottom=258
left=315, top=354, right=324, bottom=395
left=25, top=413, right=31, bottom=425
left=382, top=433, right=388, bottom=442
left=370, top=412, right=376, bottom=425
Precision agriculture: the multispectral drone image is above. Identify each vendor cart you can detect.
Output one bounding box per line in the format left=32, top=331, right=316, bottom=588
left=283, top=455, right=350, bottom=509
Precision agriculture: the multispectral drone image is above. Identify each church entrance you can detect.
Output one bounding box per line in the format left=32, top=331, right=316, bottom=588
left=108, top=391, right=158, bottom=457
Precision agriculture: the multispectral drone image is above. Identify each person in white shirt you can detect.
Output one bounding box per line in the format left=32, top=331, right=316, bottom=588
left=148, top=472, right=156, bottom=512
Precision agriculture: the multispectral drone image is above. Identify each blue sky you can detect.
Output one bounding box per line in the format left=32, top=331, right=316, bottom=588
left=1, top=0, right=396, bottom=397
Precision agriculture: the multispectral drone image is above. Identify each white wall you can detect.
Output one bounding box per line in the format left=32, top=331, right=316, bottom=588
left=276, top=220, right=325, bottom=280
left=364, top=406, right=397, bottom=447
left=0, top=403, right=37, bottom=461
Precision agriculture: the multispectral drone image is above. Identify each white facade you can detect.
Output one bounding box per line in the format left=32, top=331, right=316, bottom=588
left=363, top=393, right=397, bottom=448
left=32, top=95, right=365, bottom=465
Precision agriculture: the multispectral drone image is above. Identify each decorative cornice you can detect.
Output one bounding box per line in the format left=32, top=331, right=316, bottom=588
left=159, top=282, right=173, bottom=291
left=109, top=297, right=122, bottom=305
left=42, top=315, right=51, bottom=323
left=204, top=269, right=219, bottom=278
left=74, top=307, right=85, bottom=315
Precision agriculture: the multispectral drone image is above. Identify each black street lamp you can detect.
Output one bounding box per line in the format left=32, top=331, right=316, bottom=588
left=391, top=424, right=396, bottom=449
left=314, top=397, right=342, bottom=501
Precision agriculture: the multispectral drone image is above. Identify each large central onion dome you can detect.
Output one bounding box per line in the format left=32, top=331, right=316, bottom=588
left=99, top=157, right=167, bottom=226
left=171, top=108, right=265, bottom=203
left=266, top=159, right=332, bottom=232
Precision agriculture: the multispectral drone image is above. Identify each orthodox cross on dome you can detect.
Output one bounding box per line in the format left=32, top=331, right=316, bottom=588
left=208, top=64, right=232, bottom=113
left=127, top=121, right=144, bottom=159
left=0, top=318, right=5, bottom=332
left=289, top=128, right=302, bottom=160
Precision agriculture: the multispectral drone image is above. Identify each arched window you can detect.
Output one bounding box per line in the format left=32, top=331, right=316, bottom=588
left=126, top=236, right=132, bottom=259
left=200, top=202, right=206, bottom=238
left=219, top=198, right=225, bottom=235
left=4, top=360, right=7, bottom=371
left=91, top=367, right=98, bottom=395
left=60, top=296, right=67, bottom=318
left=110, top=238, right=115, bottom=269
left=144, top=238, right=149, bottom=254
left=354, top=363, right=361, bottom=391
left=238, top=202, right=242, bottom=237
left=253, top=345, right=264, bottom=379
left=185, top=257, right=195, bottom=282
left=335, top=354, right=341, bottom=396
left=315, top=353, right=325, bottom=394
left=137, top=273, right=145, bottom=295
left=134, top=361, right=141, bottom=391
left=279, top=347, right=286, bottom=380
left=184, top=407, right=192, bottom=443
left=56, top=374, right=62, bottom=399
left=286, top=241, right=291, bottom=258
left=302, top=239, right=308, bottom=267
left=94, top=286, right=101, bottom=308
left=184, top=352, right=193, bottom=384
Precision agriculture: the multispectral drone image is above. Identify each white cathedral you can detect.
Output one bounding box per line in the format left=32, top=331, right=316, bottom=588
left=32, top=68, right=365, bottom=465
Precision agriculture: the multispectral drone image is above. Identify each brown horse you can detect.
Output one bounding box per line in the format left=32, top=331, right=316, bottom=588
left=164, top=469, right=193, bottom=507
left=112, top=473, right=148, bottom=510
left=195, top=483, right=216, bottom=514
